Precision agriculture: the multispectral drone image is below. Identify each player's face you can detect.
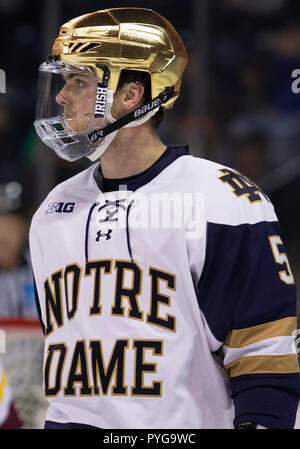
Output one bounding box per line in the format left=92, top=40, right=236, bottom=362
left=55, top=72, right=100, bottom=132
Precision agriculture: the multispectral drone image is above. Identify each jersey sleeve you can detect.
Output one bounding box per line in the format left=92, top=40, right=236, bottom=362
left=196, top=170, right=300, bottom=429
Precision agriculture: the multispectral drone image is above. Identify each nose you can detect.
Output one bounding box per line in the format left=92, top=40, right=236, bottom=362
left=55, top=87, right=72, bottom=107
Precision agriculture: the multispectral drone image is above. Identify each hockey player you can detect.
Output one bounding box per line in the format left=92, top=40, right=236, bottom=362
left=29, top=8, right=300, bottom=429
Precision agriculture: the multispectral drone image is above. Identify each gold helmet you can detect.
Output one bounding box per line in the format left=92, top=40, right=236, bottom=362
left=34, top=8, right=188, bottom=161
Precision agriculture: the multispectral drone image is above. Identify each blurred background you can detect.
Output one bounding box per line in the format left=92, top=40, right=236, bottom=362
left=0, top=0, right=300, bottom=316
left=1, top=0, right=300, bottom=429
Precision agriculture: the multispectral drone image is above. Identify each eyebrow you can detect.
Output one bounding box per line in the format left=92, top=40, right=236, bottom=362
left=62, top=73, right=91, bottom=81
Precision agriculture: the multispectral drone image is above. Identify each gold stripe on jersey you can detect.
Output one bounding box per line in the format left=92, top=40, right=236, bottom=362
left=225, top=353, right=299, bottom=377
left=224, top=317, right=297, bottom=348
left=0, top=371, right=7, bottom=402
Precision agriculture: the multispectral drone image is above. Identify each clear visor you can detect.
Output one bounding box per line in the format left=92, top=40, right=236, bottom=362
left=34, top=60, right=112, bottom=161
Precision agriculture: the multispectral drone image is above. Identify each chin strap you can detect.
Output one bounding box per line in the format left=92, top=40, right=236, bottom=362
left=86, top=105, right=161, bottom=162
left=86, top=130, right=118, bottom=161
left=86, top=85, right=175, bottom=162
left=105, top=89, right=161, bottom=128
left=87, top=85, right=175, bottom=145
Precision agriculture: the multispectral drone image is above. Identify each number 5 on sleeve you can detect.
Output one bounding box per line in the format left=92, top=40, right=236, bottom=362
left=268, top=235, right=295, bottom=285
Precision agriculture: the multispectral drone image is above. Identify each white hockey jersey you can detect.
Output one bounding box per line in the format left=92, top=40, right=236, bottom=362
left=29, top=146, right=300, bottom=429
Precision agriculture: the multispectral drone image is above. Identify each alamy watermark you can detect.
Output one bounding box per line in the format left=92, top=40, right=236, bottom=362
left=294, top=329, right=300, bottom=354
left=0, top=329, right=5, bottom=353
left=94, top=188, right=205, bottom=240
left=0, top=69, right=6, bottom=93
left=291, top=69, right=300, bottom=94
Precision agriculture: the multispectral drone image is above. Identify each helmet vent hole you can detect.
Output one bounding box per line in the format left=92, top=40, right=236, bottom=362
left=79, top=43, right=100, bottom=53
left=69, top=42, right=100, bottom=53
left=70, top=43, right=83, bottom=53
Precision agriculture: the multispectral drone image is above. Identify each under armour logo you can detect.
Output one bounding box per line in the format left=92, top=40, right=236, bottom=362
left=98, top=199, right=127, bottom=223
left=96, top=229, right=113, bottom=241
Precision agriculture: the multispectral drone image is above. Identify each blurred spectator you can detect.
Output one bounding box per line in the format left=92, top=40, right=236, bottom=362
left=0, top=179, right=25, bottom=429
left=0, top=361, right=23, bottom=429
left=0, top=102, right=23, bottom=179
left=210, top=1, right=300, bottom=161
left=0, top=182, right=36, bottom=318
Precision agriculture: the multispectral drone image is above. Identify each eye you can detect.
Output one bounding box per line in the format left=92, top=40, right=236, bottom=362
left=76, top=78, right=86, bottom=88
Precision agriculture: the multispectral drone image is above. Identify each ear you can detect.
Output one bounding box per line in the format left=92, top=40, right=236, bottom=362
left=122, top=82, right=145, bottom=111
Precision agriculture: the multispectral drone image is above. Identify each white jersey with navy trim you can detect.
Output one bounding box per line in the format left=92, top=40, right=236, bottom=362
left=29, top=146, right=300, bottom=429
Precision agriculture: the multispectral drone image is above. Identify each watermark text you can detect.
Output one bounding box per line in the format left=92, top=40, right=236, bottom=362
left=0, top=329, right=6, bottom=353
left=0, top=69, right=6, bottom=93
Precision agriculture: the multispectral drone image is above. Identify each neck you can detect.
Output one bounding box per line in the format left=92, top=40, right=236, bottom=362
left=100, top=124, right=166, bottom=179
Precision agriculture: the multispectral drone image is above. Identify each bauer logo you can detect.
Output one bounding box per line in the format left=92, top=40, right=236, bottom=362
left=134, top=98, right=161, bottom=118
left=88, top=129, right=104, bottom=143
left=94, top=83, right=107, bottom=117
left=0, top=69, right=6, bottom=93
left=46, top=202, right=75, bottom=214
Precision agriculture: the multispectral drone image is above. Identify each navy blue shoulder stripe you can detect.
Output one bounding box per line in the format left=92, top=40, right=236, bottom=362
left=197, top=220, right=297, bottom=343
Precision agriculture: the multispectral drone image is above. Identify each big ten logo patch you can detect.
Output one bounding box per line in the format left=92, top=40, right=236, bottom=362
left=46, top=202, right=76, bottom=214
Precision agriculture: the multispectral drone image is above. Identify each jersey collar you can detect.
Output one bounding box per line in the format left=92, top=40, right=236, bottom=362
left=93, top=145, right=189, bottom=192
